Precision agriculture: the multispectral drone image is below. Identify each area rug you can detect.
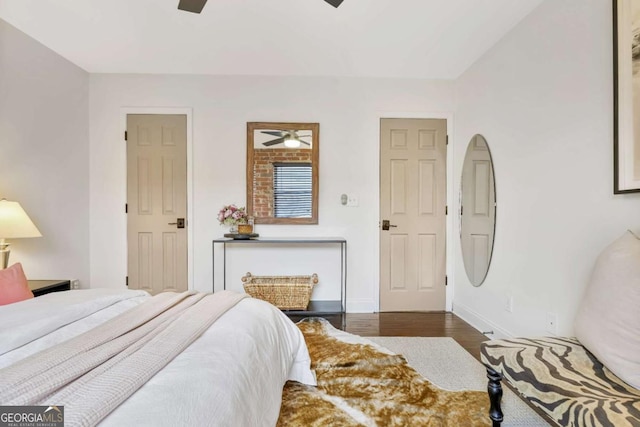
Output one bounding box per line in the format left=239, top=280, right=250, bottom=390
left=277, top=318, right=491, bottom=426
left=368, top=337, right=549, bottom=427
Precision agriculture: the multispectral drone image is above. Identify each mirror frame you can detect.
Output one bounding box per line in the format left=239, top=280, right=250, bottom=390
left=246, top=122, right=319, bottom=224
left=460, top=134, right=496, bottom=287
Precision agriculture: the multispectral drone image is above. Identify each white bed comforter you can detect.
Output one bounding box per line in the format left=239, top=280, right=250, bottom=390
left=0, top=289, right=316, bottom=427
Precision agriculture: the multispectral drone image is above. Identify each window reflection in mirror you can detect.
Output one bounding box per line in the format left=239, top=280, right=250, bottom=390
left=460, top=134, right=496, bottom=287
left=247, top=122, right=319, bottom=224
left=273, top=163, right=312, bottom=218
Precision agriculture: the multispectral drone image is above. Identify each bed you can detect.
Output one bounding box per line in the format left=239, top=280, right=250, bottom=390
left=0, top=288, right=316, bottom=426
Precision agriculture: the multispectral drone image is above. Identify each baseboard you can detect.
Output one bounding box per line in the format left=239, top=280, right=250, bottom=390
left=346, top=299, right=375, bottom=313
left=453, top=302, right=513, bottom=340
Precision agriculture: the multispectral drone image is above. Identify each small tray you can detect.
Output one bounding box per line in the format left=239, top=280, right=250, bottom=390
left=224, top=233, right=259, bottom=240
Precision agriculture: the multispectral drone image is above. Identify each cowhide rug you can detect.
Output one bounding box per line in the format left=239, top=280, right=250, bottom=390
left=277, top=318, right=490, bottom=427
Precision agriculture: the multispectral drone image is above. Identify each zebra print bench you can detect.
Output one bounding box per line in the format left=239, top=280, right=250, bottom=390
left=481, top=337, right=640, bottom=427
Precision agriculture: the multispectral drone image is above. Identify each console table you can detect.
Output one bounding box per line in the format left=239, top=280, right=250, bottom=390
left=212, top=236, right=347, bottom=328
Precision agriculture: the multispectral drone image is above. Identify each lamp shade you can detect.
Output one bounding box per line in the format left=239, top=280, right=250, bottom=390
left=0, top=200, right=42, bottom=238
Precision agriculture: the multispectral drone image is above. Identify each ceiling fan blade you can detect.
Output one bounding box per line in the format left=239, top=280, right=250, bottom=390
left=301, top=141, right=311, bottom=146
left=178, top=0, right=207, bottom=14
left=261, top=130, right=285, bottom=137
left=324, top=0, right=344, bottom=7
left=263, top=137, right=287, bottom=146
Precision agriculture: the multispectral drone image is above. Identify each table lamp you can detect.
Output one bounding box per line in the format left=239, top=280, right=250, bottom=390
left=0, top=199, right=42, bottom=269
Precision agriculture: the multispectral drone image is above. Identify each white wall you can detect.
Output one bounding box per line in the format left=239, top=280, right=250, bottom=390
left=0, top=20, right=90, bottom=285
left=6, top=0, right=631, bottom=330
left=89, top=75, right=454, bottom=311
left=452, top=0, right=640, bottom=337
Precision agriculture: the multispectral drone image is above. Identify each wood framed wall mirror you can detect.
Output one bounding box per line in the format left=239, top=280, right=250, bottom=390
left=246, top=122, right=319, bottom=224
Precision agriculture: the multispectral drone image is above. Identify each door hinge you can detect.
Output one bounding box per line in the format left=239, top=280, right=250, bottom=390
left=446, top=135, right=449, bottom=145
left=445, top=205, right=448, bottom=215
left=124, top=130, right=128, bottom=141
left=445, top=275, right=448, bottom=286
left=460, top=205, right=463, bottom=215
left=125, top=203, right=128, bottom=213
left=126, top=276, right=129, bottom=287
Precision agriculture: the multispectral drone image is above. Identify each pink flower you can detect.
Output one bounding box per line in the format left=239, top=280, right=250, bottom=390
left=218, top=204, right=248, bottom=226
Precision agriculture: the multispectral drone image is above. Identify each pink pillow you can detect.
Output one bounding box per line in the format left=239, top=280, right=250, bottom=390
left=0, top=263, right=34, bottom=305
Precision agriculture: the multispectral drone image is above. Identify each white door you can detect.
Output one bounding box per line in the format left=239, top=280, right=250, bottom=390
left=461, top=135, right=496, bottom=285
left=127, top=114, right=188, bottom=295
left=380, top=118, right=447, bottom=311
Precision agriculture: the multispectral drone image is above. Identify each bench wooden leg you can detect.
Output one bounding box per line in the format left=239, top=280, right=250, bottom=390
left=486, top=366, right=504, bottom=426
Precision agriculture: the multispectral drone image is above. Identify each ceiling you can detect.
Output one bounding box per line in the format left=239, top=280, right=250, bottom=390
left=0, top=0, right=543, bottom=79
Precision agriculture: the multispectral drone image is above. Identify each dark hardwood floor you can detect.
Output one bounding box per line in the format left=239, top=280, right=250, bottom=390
left=344, top=312, right=488, bottom=361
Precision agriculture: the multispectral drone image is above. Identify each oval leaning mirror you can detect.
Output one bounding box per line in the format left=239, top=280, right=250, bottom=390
left=460, top=134, right=496, bottom=286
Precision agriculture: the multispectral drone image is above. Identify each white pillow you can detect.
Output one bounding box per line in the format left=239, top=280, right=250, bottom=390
left=574, top=230, right=640, bottom=390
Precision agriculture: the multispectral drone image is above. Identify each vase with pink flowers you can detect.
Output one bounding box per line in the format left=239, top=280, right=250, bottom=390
left=217, top=204, right=250, bottom=234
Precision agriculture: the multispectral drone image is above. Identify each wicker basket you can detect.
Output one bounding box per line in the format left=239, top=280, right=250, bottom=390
left=241, top=272, right=318, bottom=310
left=238, top=224, right=253, bottom=234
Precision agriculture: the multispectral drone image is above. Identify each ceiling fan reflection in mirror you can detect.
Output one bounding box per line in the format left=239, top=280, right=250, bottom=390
left=261, top=130, right=311, bottom=148
left=178, top=0, right=344, bottom=14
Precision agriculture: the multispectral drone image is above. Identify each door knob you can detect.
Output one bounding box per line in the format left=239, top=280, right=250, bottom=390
left=168, top=218, right=185, bottom=228
left=381, top=220, right=398, bottom=231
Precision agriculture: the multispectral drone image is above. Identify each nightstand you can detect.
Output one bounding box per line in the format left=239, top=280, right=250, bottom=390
left=28, top=280, right=71, bottom=297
